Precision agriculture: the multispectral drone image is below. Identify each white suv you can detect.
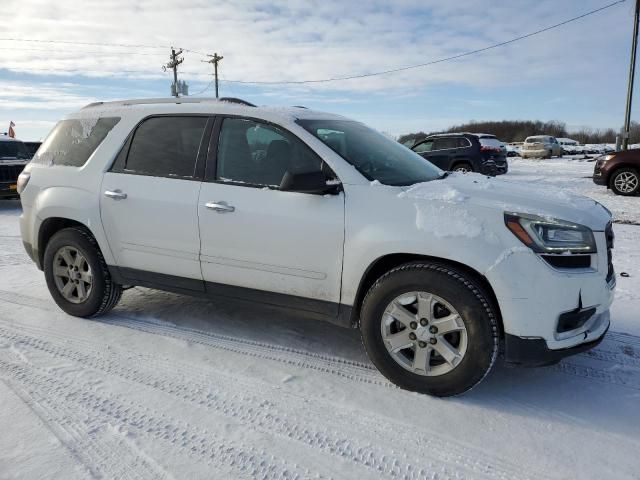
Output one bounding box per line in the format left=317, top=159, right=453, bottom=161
left=18, top=98, right=615, bottom=396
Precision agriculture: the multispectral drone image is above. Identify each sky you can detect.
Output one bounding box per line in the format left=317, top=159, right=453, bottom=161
left=0, top=0, right=638, bottom=141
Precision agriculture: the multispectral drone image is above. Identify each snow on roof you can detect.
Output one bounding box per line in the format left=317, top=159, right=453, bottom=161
left=470, top=133, right=497, bottom=138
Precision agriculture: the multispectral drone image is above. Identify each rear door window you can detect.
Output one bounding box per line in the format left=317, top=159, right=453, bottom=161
left=433, top=138, right=457, bottom=150
left=32, top=117, right=120, bottom=167
left=124, top=116, right=207, bottom=178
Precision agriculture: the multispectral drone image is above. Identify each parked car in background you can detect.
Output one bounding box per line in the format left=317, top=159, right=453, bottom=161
left=18, top=97, right=614, bottom=397
left=412, top=133, right=508, bottom=175
left=0, top=135, right=31, bottom=198
left=506, top=144, right=521, bottom=157
left=23, top=141, right=42, bottom=157
left=521, top=136, right=563, bottom=159
left=593, top=149, right=640, bottom=196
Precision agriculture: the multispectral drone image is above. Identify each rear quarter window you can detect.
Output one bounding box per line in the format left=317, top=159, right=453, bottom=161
left=32, top=117, right=120, bottom=167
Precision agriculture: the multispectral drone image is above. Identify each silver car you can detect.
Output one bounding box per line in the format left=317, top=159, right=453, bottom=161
left=521, top=135, right=563, bottom=159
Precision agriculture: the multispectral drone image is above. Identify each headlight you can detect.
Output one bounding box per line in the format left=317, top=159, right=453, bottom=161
left=598, top=154, right=615, bottom=162
left=504, top=212, right=596, bottom=254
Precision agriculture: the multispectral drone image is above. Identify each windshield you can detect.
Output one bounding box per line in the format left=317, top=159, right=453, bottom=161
left=297, top=119, right=442, bottom=186
left=525, top=137, right=546, bottom=143
left=0, top=140, right=31, bottom=159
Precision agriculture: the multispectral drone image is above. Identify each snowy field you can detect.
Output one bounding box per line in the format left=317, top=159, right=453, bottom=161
left=0, top=157, right=639, bottom=480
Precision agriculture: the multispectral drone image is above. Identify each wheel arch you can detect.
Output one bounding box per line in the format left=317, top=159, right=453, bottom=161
left=36, top=217, right=104, bottom=270
left=450, top=159, right=473, bottom=171
left=351, top=253, right=504, bottom=336
left=607, top=163, right=639, bottom=185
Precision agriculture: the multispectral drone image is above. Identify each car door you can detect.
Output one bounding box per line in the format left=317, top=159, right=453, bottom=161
left=414, top=138, right=450, bottom=169
left=101, top=115, right=212, bottom=286
left=429, top=137, right=459, bottom=169
left=197, top=116, right=345, bottom=316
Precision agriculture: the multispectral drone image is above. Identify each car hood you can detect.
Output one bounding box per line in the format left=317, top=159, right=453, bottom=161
left=400, top=172, right=611, bottom=231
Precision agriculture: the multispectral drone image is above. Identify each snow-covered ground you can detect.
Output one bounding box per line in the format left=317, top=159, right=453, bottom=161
left=0, top=157, right=639, bottom=479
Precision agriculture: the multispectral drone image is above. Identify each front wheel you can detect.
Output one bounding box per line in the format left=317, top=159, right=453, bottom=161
left=610, top=168, right=640, bottom=196
left=44, top=227, right=122, bottom=317
left=360, top=263, right=499, bottom=397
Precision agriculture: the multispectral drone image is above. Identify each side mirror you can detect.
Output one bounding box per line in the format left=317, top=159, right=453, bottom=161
left=279, top=170, right=339, bottom=194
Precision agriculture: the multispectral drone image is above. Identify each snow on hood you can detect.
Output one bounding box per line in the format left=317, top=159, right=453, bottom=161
left=401, top=172, right=611, bottom=232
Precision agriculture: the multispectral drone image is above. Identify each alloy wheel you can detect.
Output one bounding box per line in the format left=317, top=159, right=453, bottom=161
left=52, top=246, right=93, bottom=304
left=614, top=171, right=639, bottom=194
left=381, top=291, right=468, bottom=376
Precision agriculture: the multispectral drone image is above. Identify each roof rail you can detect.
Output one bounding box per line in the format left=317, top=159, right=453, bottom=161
left=81, top=97, right=258, bottom=110
left=218, top=97, right=256, bottom=107
left=292, top=105, right=308, bottom=109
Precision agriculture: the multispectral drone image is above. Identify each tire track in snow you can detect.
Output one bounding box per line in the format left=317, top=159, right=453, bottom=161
left=0, top=359, right=174, bottom=480
left=0, top=321, right=547, bottom=480
left=0, top=287, right=639, bottom=394
left=0, top=354, right=329, bottom=480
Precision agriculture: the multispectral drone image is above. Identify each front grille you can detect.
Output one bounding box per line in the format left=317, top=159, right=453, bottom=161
left=605, top=222, right=615, bottom=283
left=0, top=164, right=24, bottom=183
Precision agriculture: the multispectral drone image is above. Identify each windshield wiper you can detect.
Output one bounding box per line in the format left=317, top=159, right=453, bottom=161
left=439, top=171, right=450, bottom=179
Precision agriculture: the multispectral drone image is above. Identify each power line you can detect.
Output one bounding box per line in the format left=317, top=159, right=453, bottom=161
left=2, top=65, right=166, bottom=75
left=0, top=46, right=166, bottom=56
left=222, top=0, right=627, bottom=85
left=189, top=80, right=215, bottom=96
left=0, top=37, right=169, bottom=49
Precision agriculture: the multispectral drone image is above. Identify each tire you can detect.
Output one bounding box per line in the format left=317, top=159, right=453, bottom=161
left=609, top=168, right=640, bottom=196
left=360, top=262, right=499, bottom=397
left=44, top=227, right=122, bottom=317
left=545, top=150, right=552, bottom=159
left=452, top=162, right=473, bottom=173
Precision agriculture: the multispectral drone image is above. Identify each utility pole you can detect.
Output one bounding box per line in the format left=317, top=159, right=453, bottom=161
left=164, top=47, right=184, bottom=98
left=623, top=0, right=640, bottom=150
left=202, top=53, right=224, bottom=98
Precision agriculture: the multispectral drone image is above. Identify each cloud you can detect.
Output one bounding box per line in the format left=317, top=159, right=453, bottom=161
left=1, top=0, right=628, bottom=92
left=1, top=0, right=633, bottom=139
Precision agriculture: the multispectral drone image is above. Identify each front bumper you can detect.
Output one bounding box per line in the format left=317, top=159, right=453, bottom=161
left=486, top=229, right=615, bottom=353
left=504, top=314, right=609, bottom=366
left=593, top=160, right=607, bottom=185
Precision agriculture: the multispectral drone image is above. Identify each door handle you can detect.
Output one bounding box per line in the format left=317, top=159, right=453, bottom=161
left=205, top=201, right=235, bottom=213
left=104, top=189, right=127, bottom=200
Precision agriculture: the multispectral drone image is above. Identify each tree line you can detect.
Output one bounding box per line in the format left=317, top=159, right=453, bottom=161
left=397, top=120, right=640, bottom=145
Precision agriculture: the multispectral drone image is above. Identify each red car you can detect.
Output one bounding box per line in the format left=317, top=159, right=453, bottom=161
left=593, top=149, right=640, bottom=196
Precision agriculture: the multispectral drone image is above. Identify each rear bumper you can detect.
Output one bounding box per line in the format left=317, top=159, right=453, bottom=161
left=521, top=149, right=548, bottom=158
left=504, top=318, right=609, bottom=366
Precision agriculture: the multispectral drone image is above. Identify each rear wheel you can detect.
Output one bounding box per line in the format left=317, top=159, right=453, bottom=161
left=360, top=263, right=499, bottom=397
left=610, top=168, right=640, bottom=196
left=44, top=227, right=122, bottom=317
left=452, top=162, right=473, bottom=173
